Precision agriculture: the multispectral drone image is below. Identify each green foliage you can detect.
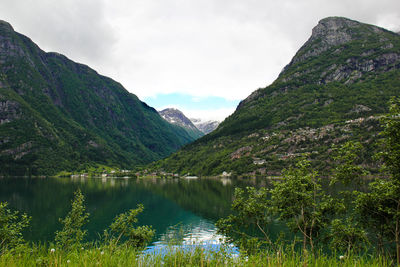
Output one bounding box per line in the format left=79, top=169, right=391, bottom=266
left=355, top=180, right=399, bottom=251
left=270, top=159, right=340, bottom=252
left=381, top=97, right=400, bottom=182
left=329, top=218, right=368, bottom=254
left=106, top=204, right=154, bottom=249
left=0, top=202, right=30, bottom=252
left=55, top=189, right=89, bottom=250
left=354, top=98, right=400, bottom=264
left=331, top=141, right=369, bottom=185
left=217, top=158, right=343, bottom=255
left=216, top=187, right=274, bottom=254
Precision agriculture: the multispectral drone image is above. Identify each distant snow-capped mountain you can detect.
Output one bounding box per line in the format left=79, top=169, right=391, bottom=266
left=159, top=108, right=204, bottom=139
left=190, top=118, right=220, bottom=134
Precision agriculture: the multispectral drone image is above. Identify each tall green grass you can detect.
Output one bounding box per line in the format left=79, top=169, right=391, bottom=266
left=0, top=243, right=391, bottom=267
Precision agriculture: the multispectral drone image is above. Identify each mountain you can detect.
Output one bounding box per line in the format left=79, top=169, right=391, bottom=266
left=190, top=118, right=220, bottom=134
left=152, top=17, right=400, bottom=176
left=0, top=20, right=196, bottom=176
left=158, top=107, right=219, bottom=136
left=159, top=108, right=204, bottom=139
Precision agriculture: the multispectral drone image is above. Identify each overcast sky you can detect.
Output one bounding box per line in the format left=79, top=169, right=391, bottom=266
left=1, top=0, right=399, bottom=120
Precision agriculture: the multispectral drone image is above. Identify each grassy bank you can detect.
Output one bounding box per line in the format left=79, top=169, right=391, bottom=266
left=0, top=244, right=391, bottom=267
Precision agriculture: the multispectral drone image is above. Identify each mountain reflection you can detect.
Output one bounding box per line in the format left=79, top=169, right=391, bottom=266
left=0, top=176, right=268, bottom=244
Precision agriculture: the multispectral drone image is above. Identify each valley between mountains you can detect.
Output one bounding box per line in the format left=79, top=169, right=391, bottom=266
left=0, top=16, right=400, bottom=177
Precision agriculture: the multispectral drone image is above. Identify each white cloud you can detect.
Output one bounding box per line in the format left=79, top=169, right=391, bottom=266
left=183, top=107, right=236, bottom=122
left=0, top=0, right=117, bottom=66
left=376, top=13, right=400, bottom=32
left=1, top=0, right=400, bottom=118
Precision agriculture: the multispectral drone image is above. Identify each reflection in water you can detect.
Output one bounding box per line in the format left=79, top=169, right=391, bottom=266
left=156, top=218, right=225, bottom=246
left=221, top=178, right=232, bottom=186
left=146, top=218, right=239, bottom=257
left=0, top=176, right=269, bottom=248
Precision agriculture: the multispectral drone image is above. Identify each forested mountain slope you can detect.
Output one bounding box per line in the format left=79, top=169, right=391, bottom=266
left=0, top=20, right=195, bottom=176
left=153, top=17, right=400, bottom=176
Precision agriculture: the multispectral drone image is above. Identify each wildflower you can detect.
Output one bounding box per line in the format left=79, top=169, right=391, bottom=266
left=339, top=255, right=345, bottom=260
left=67, top=260, right=71, bottom=264
left=101, top=251, right=104, bottom=255
left=81, top=247, right=84, bottom=250
left=50, top=248, right=55, bottom=253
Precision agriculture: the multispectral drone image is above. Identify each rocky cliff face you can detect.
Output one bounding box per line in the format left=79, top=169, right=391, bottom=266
left=0, top=98, right=20, bottom=125
left=239, top=17, right=400, bottom=109
left=281, top=17, right=400, bottom=84
left=288, top=17, right=384, bottom=65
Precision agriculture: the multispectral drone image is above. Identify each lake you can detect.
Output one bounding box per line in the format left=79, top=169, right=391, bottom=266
left=0, top=176, right=272, bottom=247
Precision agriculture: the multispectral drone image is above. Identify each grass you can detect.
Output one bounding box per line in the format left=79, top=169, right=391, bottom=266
left=0, top=243, right=392, bottom=267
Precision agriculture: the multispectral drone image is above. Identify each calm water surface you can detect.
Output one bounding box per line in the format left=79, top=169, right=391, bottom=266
left=0, top=176, right=271, bottom=247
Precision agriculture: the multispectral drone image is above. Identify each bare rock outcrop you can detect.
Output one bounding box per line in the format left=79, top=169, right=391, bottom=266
left=0, top=99, right=21, bottom=124
left=288, top=17, right=386, bottom=66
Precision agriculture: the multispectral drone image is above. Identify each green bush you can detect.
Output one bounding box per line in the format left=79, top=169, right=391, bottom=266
left=55, top=189, right=89, bottom=250
left=0, top=202, right=30, bottom=252
left=106, top=204, right=155, bottom=249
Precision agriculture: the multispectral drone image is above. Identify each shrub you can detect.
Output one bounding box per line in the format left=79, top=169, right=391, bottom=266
left=106, top=204, right=154, bottom=249
left=0, top=202, right=30, bottom=252
left=55, top=189, right=89, bottom=250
